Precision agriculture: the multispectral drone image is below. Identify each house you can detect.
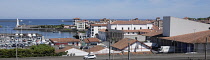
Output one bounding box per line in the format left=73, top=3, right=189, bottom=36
left=111, top=38, right=152, bottom=52
left=84, top=38, right=100, bottom=45
left=55, top=46, right=88, bottom=56
left=85, top=45, right=121, bottom=55
left=50, top=38, right=80, bottom=46
left=156, top=16, right=210, bottom=53
left=73, top=18, right=81, bottom=26
left=76, top=21, right=86, bottom=30
left=64, top=25, right=70, bottom=28
left=88, top=24, right=107, bottom=37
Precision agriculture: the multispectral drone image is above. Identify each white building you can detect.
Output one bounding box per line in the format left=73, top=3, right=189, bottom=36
left=163, top=16, right=210, bottom=37
left=55, top=46, right=88, bottom=56
left=159, top=16, right=210, bottom=53
left=107, top=20, right=153, bottom=30
left=107, top=20, right=154, bottom=41
left=73, top=18, right=81, bottom=26
left=89, top=24, right=107, bottom=37
left=111, top=38, right=151, bottom=52
left=76, top=21, right=86, bottom=30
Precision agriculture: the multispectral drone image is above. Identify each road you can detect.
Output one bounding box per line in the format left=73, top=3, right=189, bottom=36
left=1, top=53, right=209, bottom=60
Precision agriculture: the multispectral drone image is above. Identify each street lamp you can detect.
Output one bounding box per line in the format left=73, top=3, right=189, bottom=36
left=128, top=39, right=131, bottom=60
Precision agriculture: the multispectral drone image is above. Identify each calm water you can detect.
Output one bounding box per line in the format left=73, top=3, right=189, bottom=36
left=0, top=19, right=147, bottom=38
left=0, top=19, right=98, bottom=38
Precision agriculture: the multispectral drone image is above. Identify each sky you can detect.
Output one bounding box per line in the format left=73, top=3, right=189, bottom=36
left=0, top=0, right=209, bottom=19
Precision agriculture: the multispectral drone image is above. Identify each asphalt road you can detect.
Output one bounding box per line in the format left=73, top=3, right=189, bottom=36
left=1, top=53, right=210, bottom=60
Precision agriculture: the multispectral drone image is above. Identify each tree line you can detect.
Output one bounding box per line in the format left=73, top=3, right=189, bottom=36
left=0, top=44, right=66, bottom=58
left=188, top=16, right=210, bottom=20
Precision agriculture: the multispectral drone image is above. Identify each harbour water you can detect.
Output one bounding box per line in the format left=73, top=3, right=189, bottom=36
left=0, top=19, right=86, bottom=39
left=0, top=19, right=139, bottom=38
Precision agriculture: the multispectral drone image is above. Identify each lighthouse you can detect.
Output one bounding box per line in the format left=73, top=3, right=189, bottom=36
left=16, top=18, right=19, bottom=27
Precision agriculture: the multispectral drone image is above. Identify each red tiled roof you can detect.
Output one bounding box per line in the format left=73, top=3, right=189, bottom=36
left=111, top=20, right=152, bottom=24
left=111, top=38, right=151, bottom=50
left=50, top=38, right=80, bottom=43
left=99, top=29, right=106, bottom=32
left=160, top=30, right=210, bottom=43
left=85, top=45, right=105, bottom=52
left=55, top=46, right=73, bottom=53
left=84, top=38, right=100, bottom=43
left=142, top=30, right=162, bottom=36
left=90, top=24, right=107, bottom=26
left=73, top=18, right=80, bottom=20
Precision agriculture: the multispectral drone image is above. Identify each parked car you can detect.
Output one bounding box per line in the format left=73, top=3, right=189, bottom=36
left=83, top=54, right=97, bottom=59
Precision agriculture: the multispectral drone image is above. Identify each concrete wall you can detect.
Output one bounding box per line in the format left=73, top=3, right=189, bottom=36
left=91, top=48, right=121, bottom=54
left=123, top=42, right=150, bottom=52
left=163, top=16, right=210, bottom=37
left=124, top=35, right=146, bottom=42
left=66, top=48, right=89, bottom=56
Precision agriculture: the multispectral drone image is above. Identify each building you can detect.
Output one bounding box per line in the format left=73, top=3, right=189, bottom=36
left=107, top=20, right=153, bottom=41
left=73, top=18, right=81, bottom=26
left=50, top=38, right=80, bottom=46
left=107, top=20, right=153, bottom=30
left=76, top=21, right=86, bottom=30
left=85, top=45, right=121, bottom=55
left=88, top=24, right=107, bottom=37
left=156, top=16, right=210, bottom=53
left=163, top=16, right=209, bottom=37
left=153, top=17, right=163, bottom=29
left=111, top=38, right=152, bottom=52
left=83, top=38, right=100, bottom=45
left=55, top=46, right=88, bottom=56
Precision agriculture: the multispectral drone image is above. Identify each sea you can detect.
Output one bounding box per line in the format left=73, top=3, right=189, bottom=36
left=0, top=19, right=133, bottom=39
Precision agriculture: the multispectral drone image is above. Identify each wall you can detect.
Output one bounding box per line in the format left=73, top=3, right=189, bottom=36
left=66, top=48, right=89, bottom=56
left=110, top=24, right=153, bottom=30
left=163, top=16, right=210, bottom=37
left=91, top=48, right=121, bottom=54
left=123, top=42, right=150, bottom=52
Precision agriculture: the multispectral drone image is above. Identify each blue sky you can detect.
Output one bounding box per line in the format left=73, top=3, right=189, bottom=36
left=0, top=0, right=209, bottom=19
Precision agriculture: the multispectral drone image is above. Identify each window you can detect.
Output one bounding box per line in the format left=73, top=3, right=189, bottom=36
left=115, top=27, right=117, bottom=30
left=128, top=32, right=130, bottom=34
left=133, top=32, right=135, bottom=34
left=148, top=27, right=150, bottom=29
left=134, top=27, right=136, bottom=30
left=91, top=29, right=94, bottom=31
left=122, top=27, right=124, bottom=30
left=128, top=27, right=130, bottom=30
left=140, top=27, right=142, bottom=29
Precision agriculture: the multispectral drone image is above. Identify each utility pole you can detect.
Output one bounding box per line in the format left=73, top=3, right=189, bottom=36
left=205, top=37, right=208, bottom=60
left=108, top=32, right=111, bottom=60
left=128, top=42, right=130, bottom=60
